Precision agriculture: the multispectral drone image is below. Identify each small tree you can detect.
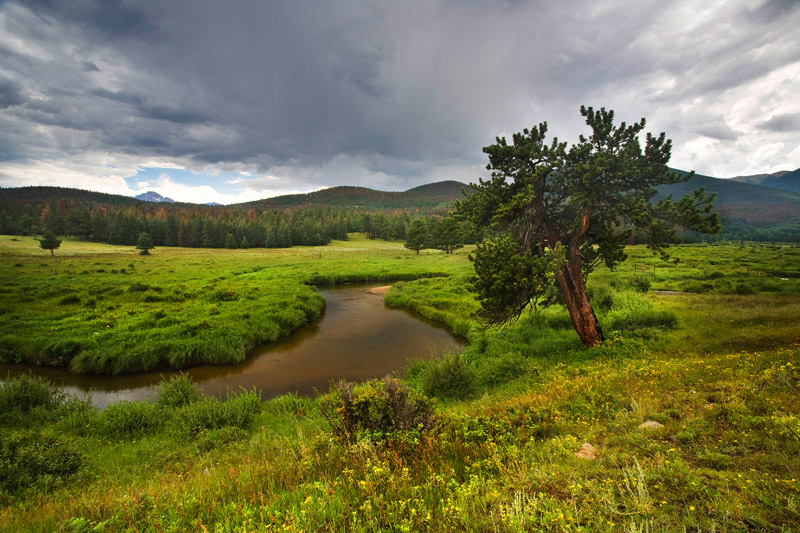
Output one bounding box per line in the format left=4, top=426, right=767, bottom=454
left=404, top=218, right=427, bottom=254
left=136, top=232, right=154, bottom=255
left=38, top=231, right=62, bottom=256
left=433, top=216, right=464, bottom=255
left=457, top=106, right=720, bottom=347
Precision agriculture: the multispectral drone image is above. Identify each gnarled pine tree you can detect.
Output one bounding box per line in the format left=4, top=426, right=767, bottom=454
left=456, top=106, right=720, bottom=346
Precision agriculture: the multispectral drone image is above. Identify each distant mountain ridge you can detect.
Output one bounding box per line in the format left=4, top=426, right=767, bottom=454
left=135, top=191, right=175, bottom=203
left=730, top=168, right=800, bottom=194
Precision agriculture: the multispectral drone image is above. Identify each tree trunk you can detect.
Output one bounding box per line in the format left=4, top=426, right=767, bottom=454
left=50, top=249, right=54, bottom=256
left=554, top=263, right=604, bottom=347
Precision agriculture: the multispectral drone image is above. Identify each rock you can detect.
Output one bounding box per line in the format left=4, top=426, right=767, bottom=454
left=638, top=420, right=665, bottom=430
left=575, top=442, right=598, bottom=460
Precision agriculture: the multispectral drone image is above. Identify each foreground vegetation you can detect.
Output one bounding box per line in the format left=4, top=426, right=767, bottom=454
left=1, top=237, right=799, bottom=530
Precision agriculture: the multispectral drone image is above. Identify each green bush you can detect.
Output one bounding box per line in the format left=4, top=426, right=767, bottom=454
left=128, top=282, right=151, bottom=293
left=195, top=426, right=248, bottom=453
left=0, top=375, right=65, bottom=414
left=697, top=450, right=732, bottom=469
left=209, top=289, right=238, bottom=302
left=98, top=400, right=165, bottom=440
left=682, top=281, right=715, bottom=293
left=176, top=397, right=226, bottom=436
left=155, top=373, right=201, bottom=408
left=587, top=283, right=614, bottom=310
left=733, top=283, right=756, bottom=295
left=417, top=353, right=477, bottom=400
left=320, top=377, right=438, bottom=445
left=264, top=392, right=314, bottom=417
left=630, top=277, right=652, bottom=293
left=476, top=351, right=526, bottom=387
left=223, top=389, right=262, bottom=430
left=0, top=433, right=82, bottom=494
left=42, top=339, right=82, bottom=366
left=58, top=295, right=81, bottom=305
left=176, top=389, right=261, bottom=437
left=606, top=291, right=678, bottom=331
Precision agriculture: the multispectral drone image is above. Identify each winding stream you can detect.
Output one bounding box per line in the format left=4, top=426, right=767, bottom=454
left=0, top=285, right=464, bottom=407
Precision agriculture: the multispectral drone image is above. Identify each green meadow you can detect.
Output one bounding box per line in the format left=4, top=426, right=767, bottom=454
left=1, top=235, right=799, bottom=531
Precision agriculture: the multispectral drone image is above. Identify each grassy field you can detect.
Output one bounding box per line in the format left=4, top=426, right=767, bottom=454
left=1, top=236, right=799, bottom=531
left=0, top=234, right=471, bottom=374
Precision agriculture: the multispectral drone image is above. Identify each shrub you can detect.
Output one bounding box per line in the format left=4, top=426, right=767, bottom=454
left=128, top=282, right=151, bottom=292
left=155, top=373, right=201, bottom=408
left=682, top=281, right=715, bottom=293
left=630, top=276, right=651, bottom=293
left=760, top=282, right=782, bottom=292
left=320, top=376, right=438, bottom=445
left=697, top=450, right=732, bottom=469
left=606, top=291, right=678, bottom=332
left=58, top=295, right=81, bottom=305
left=42, top=339, right=82, bottom=366
left=98, top=400, right=165, bottom=440
left=142, top=291, right=165, bottom=302
left=0, top=375, right=65, bottom=414
left=477, top=351, right=526, bottom=387
left=587, top=283, right=614, bottom=310
left=223, top=389, right=262, bottom=430
left=733, top=283, right=756, bottom=295
left=176, top=389, right=261, bottom=436
left=209, top=289, right=238, bottom=302
left=0, top=433, right=82, bottom=494
left=176, top=397, right=226, bottom=436
left=195, top=426, right=248, bottom=453
left=264, top=392, right=314, bottom=417
left=418, top=353, right=477, bottom=400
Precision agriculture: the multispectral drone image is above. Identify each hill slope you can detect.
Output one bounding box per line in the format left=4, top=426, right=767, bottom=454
left=730, top=168, right=800, bottom=193
left=236, top=180, right=472, bottom=210
left=660, top=171, right=800, bottom=240
left=0, top=186, right=142, bottom=208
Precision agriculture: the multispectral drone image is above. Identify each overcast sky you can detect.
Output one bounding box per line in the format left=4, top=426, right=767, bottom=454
left=1, top=0, right=799, bottom=204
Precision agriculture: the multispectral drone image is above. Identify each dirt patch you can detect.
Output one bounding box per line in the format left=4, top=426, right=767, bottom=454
left=367, top=286, right=392, bottom=296
left=655, top=290, right=687, bottom=296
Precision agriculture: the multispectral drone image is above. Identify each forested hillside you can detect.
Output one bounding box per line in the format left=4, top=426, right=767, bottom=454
left=660, top=171, right=800, bottom=242
left=3, top=171, right=800, bottom=245
left=0, top=182, right=473, bottom=249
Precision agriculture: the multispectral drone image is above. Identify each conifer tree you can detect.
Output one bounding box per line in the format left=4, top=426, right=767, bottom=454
left=457, top=106, right=720, bottom=346
left=136, top=232, right=155, bottom=255
left=38, top=231, right=62, bottom=256
left=404, top=218, right=427, bottom=254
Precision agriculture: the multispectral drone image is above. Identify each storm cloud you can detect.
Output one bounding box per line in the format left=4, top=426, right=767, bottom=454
left=0, top=0, right=799, bottom=202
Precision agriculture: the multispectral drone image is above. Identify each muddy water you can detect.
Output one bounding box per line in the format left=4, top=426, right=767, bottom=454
left=0, top=285, right=464, bottom=407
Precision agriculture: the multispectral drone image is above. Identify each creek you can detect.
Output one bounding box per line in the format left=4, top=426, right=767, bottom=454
left=0, top=284, right=464, bottom=407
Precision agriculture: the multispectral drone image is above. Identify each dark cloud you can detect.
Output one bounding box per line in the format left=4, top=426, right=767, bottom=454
left=90, top=88, right=146, bottom=106
left=694, top=123, right=740, bottom=141
left=759, top=113, right=800, bottom=133
left=750, top=0, right=800, bottom=21
left=0, top=0, right=798, bottom=189
left=0, top=79, right=26, bottom=108
left=23, top=0, right=157, bottom=39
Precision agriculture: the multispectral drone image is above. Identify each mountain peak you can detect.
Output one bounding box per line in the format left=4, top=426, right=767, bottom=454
left=135, top=191, right=175, bottom=203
